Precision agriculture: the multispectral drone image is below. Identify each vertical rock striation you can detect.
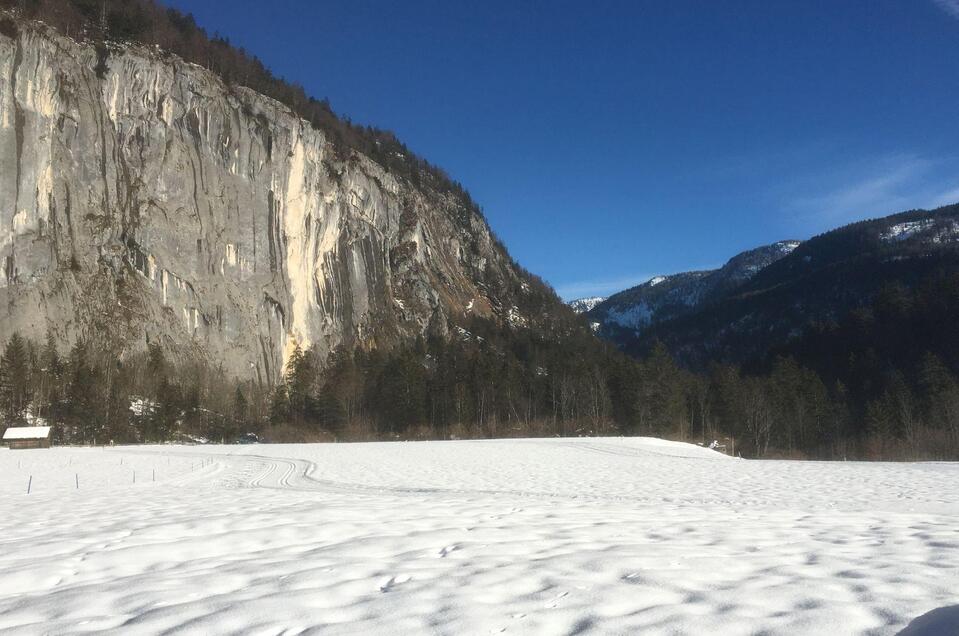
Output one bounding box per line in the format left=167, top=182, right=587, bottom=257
left=0, top=20, right=534, bottom=382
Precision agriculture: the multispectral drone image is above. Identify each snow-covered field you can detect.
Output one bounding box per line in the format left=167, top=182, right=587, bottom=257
left=0, top=438, right=956, bottom=635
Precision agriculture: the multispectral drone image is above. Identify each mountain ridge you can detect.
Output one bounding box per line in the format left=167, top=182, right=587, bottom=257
left=583, top=239, right=800, bottom=338
left=584, top=204, right=959, bottom=368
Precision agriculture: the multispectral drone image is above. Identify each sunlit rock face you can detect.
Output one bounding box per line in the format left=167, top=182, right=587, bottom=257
left=0, top=21, right=519, bottom=383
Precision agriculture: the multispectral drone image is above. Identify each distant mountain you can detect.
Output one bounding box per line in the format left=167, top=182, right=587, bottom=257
left=588, top=204, right=959, bottom=368
left=568, top=296, right=606, bottom=314
left=586, top=240, right=800, bottom=338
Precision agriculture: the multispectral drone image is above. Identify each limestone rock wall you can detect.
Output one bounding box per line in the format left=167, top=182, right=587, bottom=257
left=0, top=21, right=522, bottom=382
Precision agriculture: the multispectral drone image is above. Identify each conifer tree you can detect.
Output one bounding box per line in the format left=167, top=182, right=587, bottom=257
left=0, top=332, right=32, bottom=424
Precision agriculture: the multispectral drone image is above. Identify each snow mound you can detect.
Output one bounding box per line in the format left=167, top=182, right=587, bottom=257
left=898, top=605, right=959, bottom=635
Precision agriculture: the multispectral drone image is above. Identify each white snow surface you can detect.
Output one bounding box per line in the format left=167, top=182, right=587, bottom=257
left=2, top=426, right=51, bottom=440
left=0, top=437, right=957, bottom=635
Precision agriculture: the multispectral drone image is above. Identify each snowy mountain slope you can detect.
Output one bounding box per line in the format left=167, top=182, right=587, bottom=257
left=567, top=296, right=605, bottom=313
left=0, top=439, right=956, bottom=634
left=629, top=204, right=959, bottom=366
left=582, top=204, right=959, bottom=367
left=586, top=240, right=800, bottom=334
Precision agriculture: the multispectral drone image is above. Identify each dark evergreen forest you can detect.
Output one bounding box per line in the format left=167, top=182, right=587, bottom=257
left=4, top=269, right=959, bottom=460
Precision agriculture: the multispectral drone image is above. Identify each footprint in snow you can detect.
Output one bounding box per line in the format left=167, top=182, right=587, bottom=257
left=547, top=591, right=569, bottom=608
left=439, top=544, right=459, bottom=558
left=379, top=574, right=411, bottom=592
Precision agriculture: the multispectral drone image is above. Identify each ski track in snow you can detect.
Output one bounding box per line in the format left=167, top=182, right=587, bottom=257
left=0, top=438, right=957, bottom=635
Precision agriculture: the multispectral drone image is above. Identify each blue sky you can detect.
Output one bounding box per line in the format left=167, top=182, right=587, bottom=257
left=166, top=0, right=959, bottom=299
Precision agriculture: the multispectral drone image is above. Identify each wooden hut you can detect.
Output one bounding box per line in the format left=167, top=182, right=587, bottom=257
left=2, top=426, right=52, bottom=449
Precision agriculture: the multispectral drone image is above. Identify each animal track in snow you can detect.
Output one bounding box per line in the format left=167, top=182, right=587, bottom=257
left=379, top=574, right=411, bottom=592
left=438, top=544, right=460, bottom=558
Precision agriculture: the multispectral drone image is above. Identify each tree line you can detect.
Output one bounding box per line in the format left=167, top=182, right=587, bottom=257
left=3, top=272, right=959, bottom=459
left=0, top=335, right=263, bottom=446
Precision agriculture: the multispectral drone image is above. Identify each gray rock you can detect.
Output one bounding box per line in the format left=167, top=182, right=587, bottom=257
left=0, top=20, right=529, bottom=383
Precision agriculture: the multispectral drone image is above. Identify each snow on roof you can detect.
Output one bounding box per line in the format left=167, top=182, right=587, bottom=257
left=3, top=426, right=52, bottom=440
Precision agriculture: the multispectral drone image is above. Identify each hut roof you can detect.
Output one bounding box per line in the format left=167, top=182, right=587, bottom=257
left=3, top=426, right=52, bottom=440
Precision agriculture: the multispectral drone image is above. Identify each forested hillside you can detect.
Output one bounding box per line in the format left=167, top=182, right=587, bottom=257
left=4, top=282, right=958, bottom=461
left=632, top=205, right=959, bottom=367
left=588, top=205, right=959, bottom=459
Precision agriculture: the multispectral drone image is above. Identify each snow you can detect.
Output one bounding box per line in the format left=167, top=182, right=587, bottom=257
left=0, top=437, right=957, bottom=634
left=882, top=219, right=935, bottom=242
left=606, top=301, right=654, bottom=329
left=2, top=426, right=51, bottom=440
left=880, top=219, right=959, bottom=244
left=128, top=397, right=157, bottom=417
left=567, top=296, right=605, bottom=314
left=648, top=275, right=667, bottom=286
left=506, top=305, right=528, bottom=327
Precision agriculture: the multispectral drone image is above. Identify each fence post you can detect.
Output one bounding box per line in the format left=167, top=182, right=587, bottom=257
left=27, top=475, right=32, bottom=494
left=76, top=474, right=79, bottom=489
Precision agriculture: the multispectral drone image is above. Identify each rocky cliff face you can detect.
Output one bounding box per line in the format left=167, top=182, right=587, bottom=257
left=0, top=19, right=534, bottom=383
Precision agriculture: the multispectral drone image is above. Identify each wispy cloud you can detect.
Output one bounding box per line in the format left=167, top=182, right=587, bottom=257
left=933, top=0, right=959, bottom=19
left=781, top=153, right=959, bottom=232
left=789, top=154, right=929, bottom=221
left=555, top=273, right=657, bottom=301
left=559, top=148, right=959, bottom=302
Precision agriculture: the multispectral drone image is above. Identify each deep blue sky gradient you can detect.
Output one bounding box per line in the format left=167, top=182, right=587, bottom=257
left=165, top=0, right=959, bottom=299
